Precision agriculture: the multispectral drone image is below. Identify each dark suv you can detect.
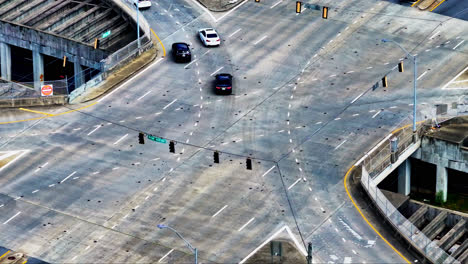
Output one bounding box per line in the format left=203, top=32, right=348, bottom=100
left=172, top=42, right=191, bottom=62
left=214, top=73, right=233, bottom=94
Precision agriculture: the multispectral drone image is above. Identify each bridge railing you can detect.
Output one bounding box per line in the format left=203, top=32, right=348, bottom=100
left=359, top=118, right=459, bottom=264
left=0, top=79, right=68, bottom=98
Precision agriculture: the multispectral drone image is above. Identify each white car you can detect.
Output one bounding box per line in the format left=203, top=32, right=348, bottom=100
left=198, top=28, right=221, bottom=46
left=133, top=0, right=151, bottom=9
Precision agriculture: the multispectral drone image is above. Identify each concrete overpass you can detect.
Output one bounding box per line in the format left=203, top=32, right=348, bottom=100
left=0, top=0, right=138, bottom=90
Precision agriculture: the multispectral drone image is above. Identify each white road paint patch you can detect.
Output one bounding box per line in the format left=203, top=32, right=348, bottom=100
left=329, top=74, right=336, bottom=77
left=87, top=125, right=102, bottom=136
left=60, top=171, right=76, bottom=183
left=288, top=178, right=301, bottom=190
left=316, top=121, right=322, bottom=124
left=254, top=35, right=268, bottom=45
left=184, top=59, right=198, bottom=69
left=352, top=250, right=357, bottom=255
left=372, top=110, right=382, bottom=118
left=229, top=28, right=242, bottom=38
left=49, top=184, right=55, bottom=187
left=453, top=40, right=465, bottom=50
left=262, top=166, right=275, bottom=177
left=238, top=217, right=255, bottom=231
left=270, top=0, right=282, bottom=8
left=352, top=114, right=359, bottom=116
left=215, top=0, right=248, bottom=22
left=113, top=134, right=128, bottom=145
left=334, top=117, right=341, bottom=121
left=211, top=67, right=224, bottom=76
left=32, top=189, right=39, bottom=193
left=3, top=212, right=21, bottom=224
left=14, top=196, right=21, bottom=201
left=135, top=116, right=142, bottom=119
left=73, top=177, right=79, bottom=180
left=92, top=171, right=100, bottom=175
left=342, top=237, right=346, bottom=242
left=203, top=50, right=211, bottom=56
left=112, top=167, right=120, bottom=170
left=417, top=70, right=428, bottom=80
left=163, top=99, right=178, bottom=109
left=158, top=249, right=175, bottom=263
left=137, top=91, right=151, bottom=101
left=334, top=140, right=347, bottom=150
left=212, top=205, right=228, bottom=218
left=429, top=31, right=440, bottom=39
left=390, top=106, right=397, bottom=109
left=73, top=128, right=81, bottom=131
left=366, top=66, right=373, bottom=69
left=344, top=257, right=352, bottom=264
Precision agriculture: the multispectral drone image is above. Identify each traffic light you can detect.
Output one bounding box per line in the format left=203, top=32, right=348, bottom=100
left=94, top=38, right=100, bottom=49
left=382, top=76, right=388, bottom=88
left=246, top=158, right=252, bottom=170
left=214, top=151, right=219, bottom=163
left=322, top=6, right=328, bottom=19
left=398, top=61, right=404, bottom=72
left=63, top=56, right=67, bottom=68
left=138, top=132, right=145, bottom=144
left=296, top=1, right=302, bottom=13
left=169, top=141, right=175, bottom=153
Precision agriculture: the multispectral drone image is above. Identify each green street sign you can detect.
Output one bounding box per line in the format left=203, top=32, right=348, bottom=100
left=147, top=134, right=166, bottom=144
left=102, top=30, right=111, bottom=38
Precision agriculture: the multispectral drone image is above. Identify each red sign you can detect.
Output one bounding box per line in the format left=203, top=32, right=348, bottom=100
left=41, top=85, right=53, bottom=96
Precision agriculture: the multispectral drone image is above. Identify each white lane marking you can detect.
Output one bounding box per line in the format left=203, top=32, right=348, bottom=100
left=271, top=0, right=282, bottom=8
left=351, top=92, right=364, bottom=104
left=113, top=134, right=128, bottom=145
left=145, top=195, right=150, bottom=200
left=425, top=49, right=431, bottom=52
left=98, top=58, right=163, bottom=102
left=254, top=35, right=268, bottom=45
left=216, top=0, right=248, bottom=22
left=453, top=40, right=465, bottom=50
left=352, top=250, right=357, bottom=255
left=390, top=106, right=397, bottom=108
left=262, top=166, right=276, bottom=177
left=158, top=248, right=175, bottom=263
left=212, top=205, right=228, bottom=218
left=344, top=257, right=352, bottom=263
left=384, top=62, right=390, bottom=65
left=73, top=177, right=79, bottom=180
left=239, top=225, right=306, bottom=264
left=72, top=256, right=77, bottom=261
left=87, top=125, right=102, bottom=136
left=334, top=140, right=347, bottom=150
left=229, top=28, right=242, bottom=38
left=366, top=66, right=373, bottom=69
left=0, top=150, right=30, bottom=174
left=137, top=91, right=152, bottom=101
left=369, top=110, right=376, bottom=113
left=32, top=189, right=39, bottom=193
left=112, top=167, right=120, bottom=170
left=3, top=212, right=21, bottom=224
left=342, top=237, right=347, bottom=242
left=238, top=217, right=255, bottom=231
left=184, top=59, right=198, bottom=69
left=163, top=99, right=178, bottom=109
left=442, top=65, right=468, bottom=90
left=417, top=70, right=428, bottom=80
left=60, top=171, right=77, bottom=184
left=372, top=110, right=382, bottom=118
left=329, top=74, right=336, bottom=77
left=288, top=178, right=301, bottom=190
left=0, top=204, right=3, bottom=208
left=49, top=184, right=55, bottom=187
left=334, top=117, right=341, bottom=120
left=352, top=114, right=359, bottom=116
left=14, top=196, right=21, bottom=201
left=315, top=121, right=322, bottom=124
left=34, top=161, right=49, bottom=173
left=453, top=79, right=468, bottom=83
left=203, top=50, right=211, bottom=56
left=346, top=70, right=354, bottom=74
left=111, top=224, right=117, bottom=229
left=73, top=128, right=81, bottom=131
left=135, top=116, right=142, bottom=119
left=211, top=67, right=224, bottom=76
left=92, top=171, right=100, bottom=175
left=429, top=31, right=440, bottom=39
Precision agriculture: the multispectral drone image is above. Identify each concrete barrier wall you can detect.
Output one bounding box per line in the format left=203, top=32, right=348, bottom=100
left=0, top=95, right=67, bottom=108
left=108, top=0, right=152, bottom=40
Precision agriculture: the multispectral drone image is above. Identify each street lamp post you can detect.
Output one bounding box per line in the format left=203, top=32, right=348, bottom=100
left=381, top=39, right=417, bottom=141
left=157, top=224, right=198, bottom=264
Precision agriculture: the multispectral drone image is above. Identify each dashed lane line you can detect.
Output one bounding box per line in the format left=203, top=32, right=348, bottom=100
left=212, top=205, right=228, bottom=218
left=3, top=212, right=21, bottom=225
left=113, top=134, right=128, bottom=145
left=238, top=217, right=255, bottom=232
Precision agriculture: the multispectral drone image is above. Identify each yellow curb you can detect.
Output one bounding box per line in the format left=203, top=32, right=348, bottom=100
left=0, top=101, right=99, bottom=125
left=19, top=108, right=53, bottom=116
left=430, top=0, right=446, bottom=11
left=344, top=166, right=411, bottom=264
left=0, top=250, right=10, bottom=260
left=411, top=0, right=423, bottom=7
left=151, top=28, right=166, bottom=57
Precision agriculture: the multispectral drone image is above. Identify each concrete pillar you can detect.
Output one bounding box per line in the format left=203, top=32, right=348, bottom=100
left=398, top=159, right=411, bottom=195
left=436, top=165, right=448, bottom=202
left=0, top=42, right=12, bottom=81
left=32, top=44, right=44, bottom=91
left=74, top=57, right=84, bottom=89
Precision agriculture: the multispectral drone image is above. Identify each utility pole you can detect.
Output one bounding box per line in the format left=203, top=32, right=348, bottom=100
left=307, top=242, right=312, bottom=264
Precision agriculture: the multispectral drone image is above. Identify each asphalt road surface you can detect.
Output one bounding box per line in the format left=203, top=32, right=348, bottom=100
left=0, top=0, right=467, bottom=263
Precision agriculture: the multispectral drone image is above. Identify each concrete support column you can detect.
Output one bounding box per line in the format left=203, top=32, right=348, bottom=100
left=398, top=159, right=411, bottom=195
left=436, top=165, right=448, bottom=202
left=74, top=57, right=84, bottom=88
left=0, top=42, right=12, bottom=81
left=32, top=44, right=44, bottom=91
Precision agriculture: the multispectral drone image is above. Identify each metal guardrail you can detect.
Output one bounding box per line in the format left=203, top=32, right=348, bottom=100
left=0, top=79, right=68, bottom=99
left=102, top=35, right=151, bottom=72
left=359, top=119, right=460, bottom=264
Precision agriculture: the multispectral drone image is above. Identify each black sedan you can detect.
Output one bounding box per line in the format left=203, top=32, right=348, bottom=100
left=172, top=42, right=191, bottom=62
left=214, top=73, right=233, bottom=94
